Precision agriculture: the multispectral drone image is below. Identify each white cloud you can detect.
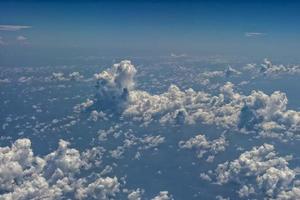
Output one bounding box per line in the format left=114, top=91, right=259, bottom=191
left=94, top=60, right=136, bottom=108
left=179, top=134, right=227, bottom=162
left=75, top=176, right=120, bottom=200
left=245, top=32, right=266, bottom=37
left=151, top=191, right=173, bottom=200
left=0, top=36, right=5, bottom=45
left=243, top=58, right=300, bottom=78
left=48, top=71, right=84, bottom=82
left=109, top=133, right=165, bottom=159
left=0, top=25, right=31, bottom=31
left=78, top=60, right=300, bottom=140
left=16, top=35, right=27, bottom=41
left=276, top=185, right=300, bottom=200
left=128, top=188, right=144, bottom=200
left=0, top=138, right=120, bottom=200
left=213, top=144, right=295, bottom=198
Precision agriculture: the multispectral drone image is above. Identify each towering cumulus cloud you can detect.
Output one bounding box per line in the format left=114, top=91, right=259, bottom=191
left=94, top=60, right=137, bottom=109
left=77, top=60, right=300, bottom=140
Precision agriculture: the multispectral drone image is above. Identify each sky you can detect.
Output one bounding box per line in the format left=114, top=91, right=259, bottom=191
left=3, top=2, right=300, bottom=199
left=0, top=0, right=300, bottom=66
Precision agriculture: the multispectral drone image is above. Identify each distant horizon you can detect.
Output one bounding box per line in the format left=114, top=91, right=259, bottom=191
left=1, top=0, right=300, bottom=66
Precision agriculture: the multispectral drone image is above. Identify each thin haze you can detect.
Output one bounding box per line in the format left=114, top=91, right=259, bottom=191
left=0, top=0, right=300, bottom=65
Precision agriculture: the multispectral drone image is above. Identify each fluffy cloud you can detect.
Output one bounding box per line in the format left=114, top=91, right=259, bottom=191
left=50, top=72, right=84, bottom=82
left=244, top=58, right=300, bottom=77
left=201, top=65, right=241, bottom=79
left=126, top=81, right=300, bottom=139
left=276, top=185, right=300, bottom=200
left=94, top=60, right=136, bottom=108
left=74, top=99, right=94, bottom=113
left=151, top=191, right=173, bottom=200
left=75, top=176, right=120, bottom=200
left=80, top=60, right=300, bottom=140
left=213, top=144, right=295, bottom=198
left=127, top=188, right=144, bottom=200
left=109, top=133, right=165, bottom=159
left=0, top=138, right=120, bottom=200
left=179, top=134, right=227, bottom=162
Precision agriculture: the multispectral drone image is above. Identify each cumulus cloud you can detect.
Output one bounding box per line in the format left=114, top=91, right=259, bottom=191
left=276, top=185, right=300, bottom=200
left=75, top=176, right=120, bottom=200
left=94, top=60, right=136, bottom=108
left=179, top=134, right=227, bottom=162
left=213, top=144, right=295, bottom=198
left=151, top=191, right=173, bottom=200
left=244, top=58, right=300, bottom=77
left=126, top=81, right=300, bottom=139
left=109, top=133, right=165, bottom=159
left=127, top=188, right=144, bottom=200
left=74, top=99, right=94, bottom=113
left=78, top=60, right=300, bottom=140
left=49, top=72, right=84, bottom=82
left=0, top=138, right=120, bottom=200
left=202, top=65, right=241, bottom=79
left=75, top=60, right=300, bottom=139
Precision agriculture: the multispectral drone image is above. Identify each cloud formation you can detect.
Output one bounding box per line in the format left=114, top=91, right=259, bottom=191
left=179, top=134, right=227, bottom=162
left=245, top=32, right=266, bottom=37
left=0, top=25, right=31, bottom=31
left=16, top=35, right=27, bottom=41
left=0, top=36, right=5, bottom=45
left=94, top=60, right=136, bottom=108
left=0, top=138, right=120, bottom=200
left=80, top=60, right=300, bottom=140
left=213, top=144, right=296, bottom=198
left=244, top=58, right=300, bottom=77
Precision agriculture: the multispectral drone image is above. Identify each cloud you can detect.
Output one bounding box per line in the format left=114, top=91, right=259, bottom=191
left=179, top=134, right=227, bottom=162
left=257, top=58, right=300, bottom=76
left=213, top=144, right=295, bottom=198
left=0, top=138, right=120, bottom=200
left=75, top=60, right=300, bottom=140
left=245, top=32, right=266, bottom=37
left=93, top=60, right=137, bottom=109
left=74, top=177, right=120, bottom=200
left=48, top=72, right=84, bottom=82
left=0, top=36, right=5, bottom=45
left=16, top=35, right=29, bottom=44
left=128, top=188, right=144, bottom=200
left=124, top=81, right=300, bottom=140
left=201, top=65, right=241, bottom=79
left=151, top=191, right=173, bottom=200
left=276, top=185, right=300, bottom=200
left=108, top=133, right=165, bottom=159
left=0, top=25, right=31, bottom=31
left=16, top=35, right=27, bottom=41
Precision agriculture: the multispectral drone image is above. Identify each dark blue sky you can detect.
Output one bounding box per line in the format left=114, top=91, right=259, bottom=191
left=0, top=0, right=300, bottom=65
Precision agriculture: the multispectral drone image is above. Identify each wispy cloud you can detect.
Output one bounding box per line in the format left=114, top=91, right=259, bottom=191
left=17, top=35, right=27, bottom=41
left=0, top=25, right=31, bottom=31
left=16, top=35, right=29, bottom=45
left=244, top=32, right=266, bottom=37
left=0, top=36, right=5, bottom=45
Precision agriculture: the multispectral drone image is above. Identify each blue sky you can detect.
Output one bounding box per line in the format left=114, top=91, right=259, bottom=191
left=0, top=0, right=300, bottom=65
